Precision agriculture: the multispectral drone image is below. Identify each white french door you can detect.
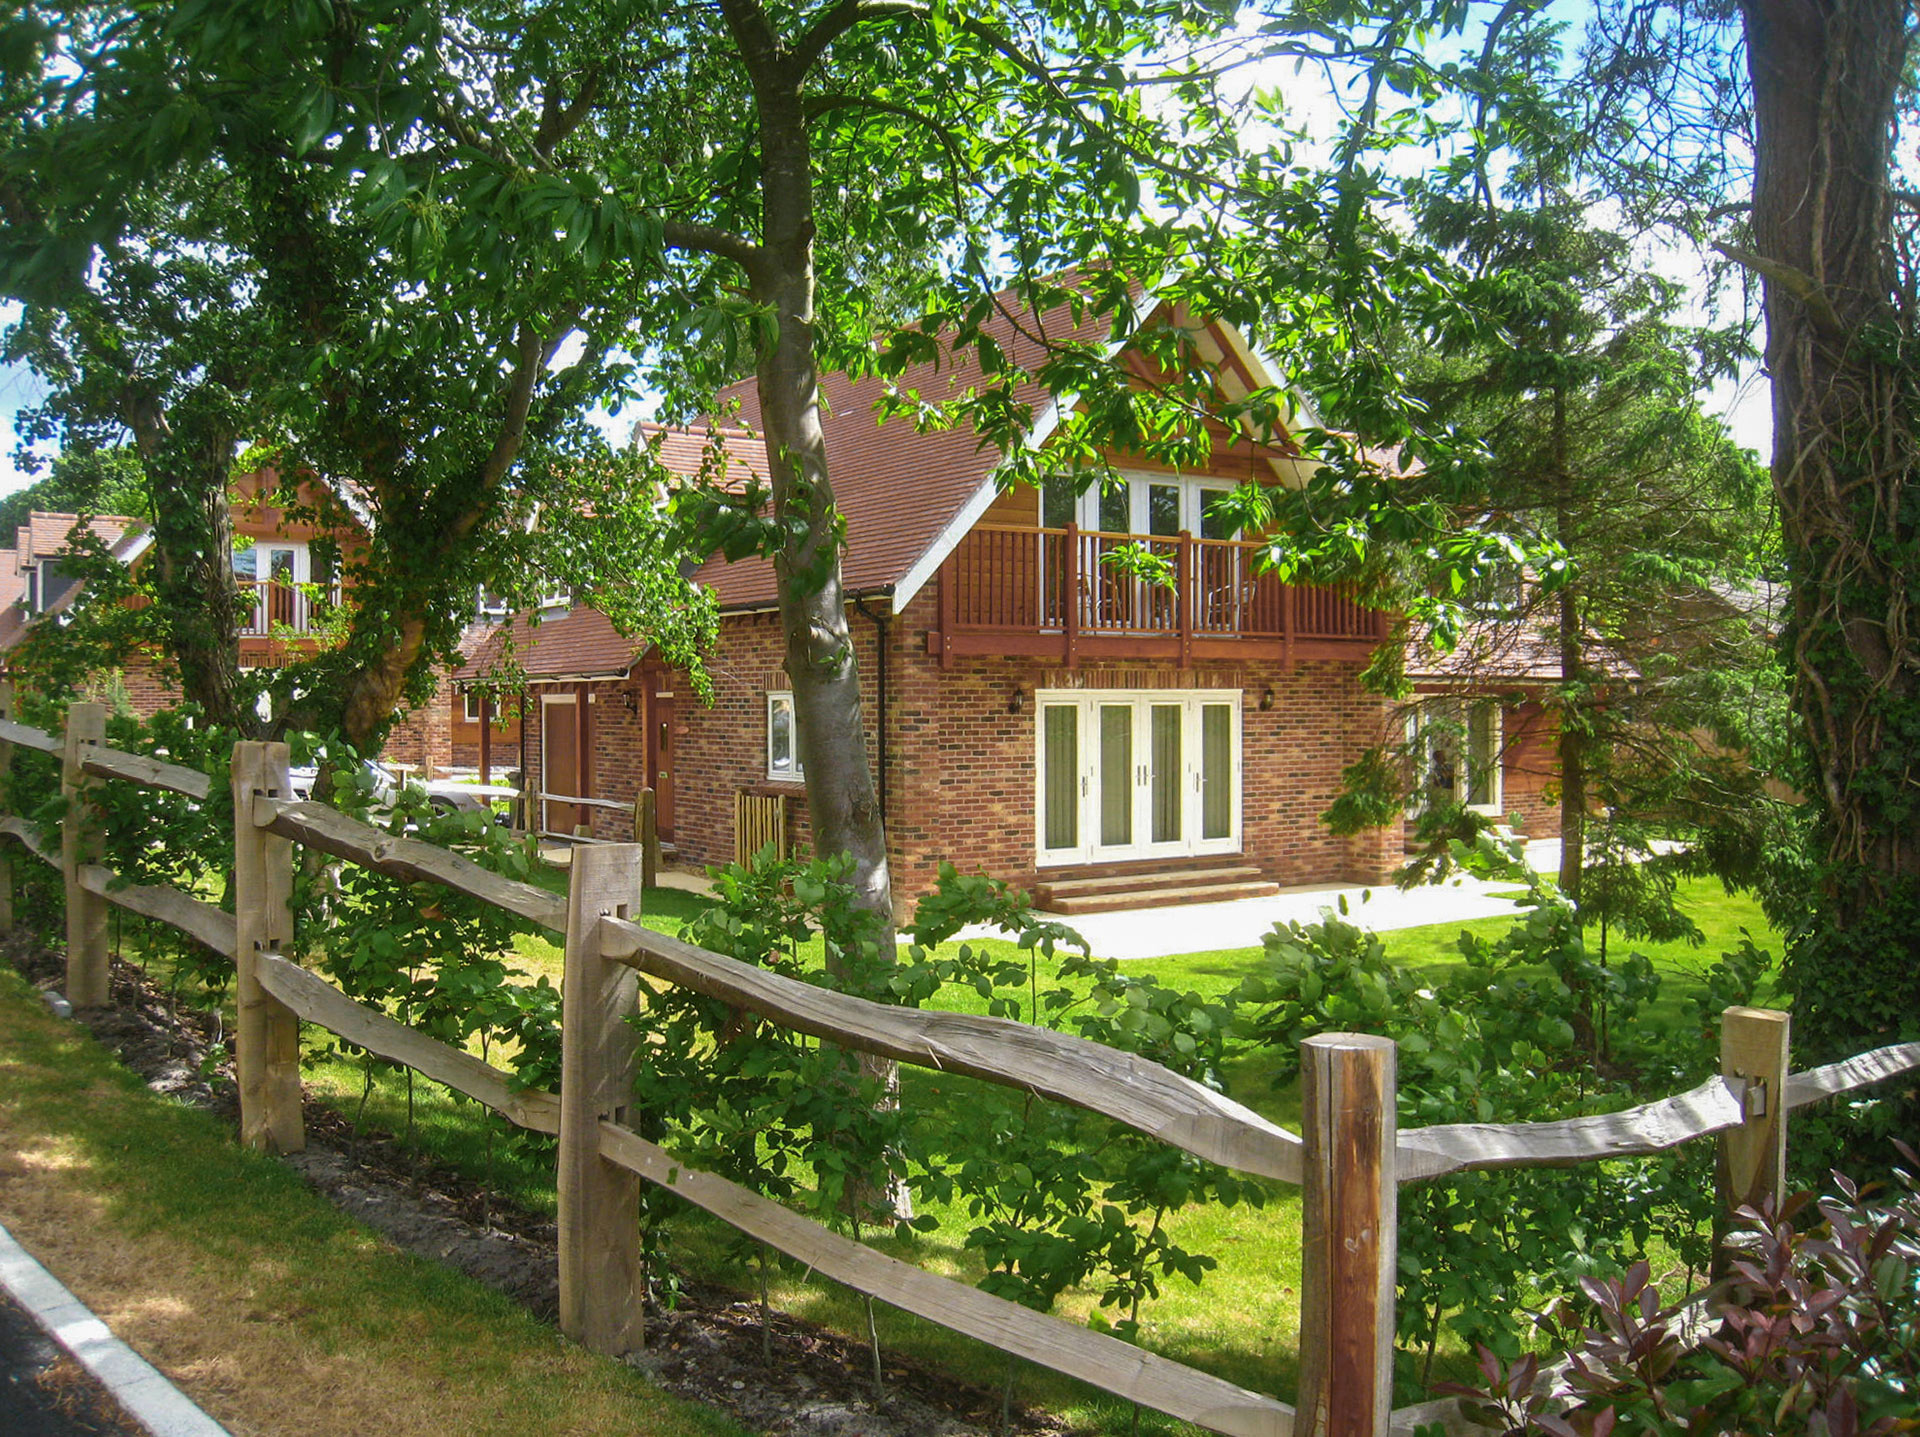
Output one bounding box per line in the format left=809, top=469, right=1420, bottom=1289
left=1036, top=690, right=1240, bottom=866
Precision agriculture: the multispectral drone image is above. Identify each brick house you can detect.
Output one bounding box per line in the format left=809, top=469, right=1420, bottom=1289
left=491, top=303, right=1570, bottom=914
left=0, top=469, right=361, bottom=715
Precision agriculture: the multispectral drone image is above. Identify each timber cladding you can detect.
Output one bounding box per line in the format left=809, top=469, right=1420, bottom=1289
left=652, top=589, right=1407, bottom=910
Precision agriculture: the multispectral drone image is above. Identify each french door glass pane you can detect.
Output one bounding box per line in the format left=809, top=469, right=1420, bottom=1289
left=1148, top=483, right=1181, bottom=536
left=1201, top=703, right=1232, bottom=839
left=1199, top=488, right=1238, bottom=540
left=1042, top=705, right=1079, bottom=851
left=1150, top=704, right=1182, bottom=842
left=1099, top=704, right=1133, bottom=846
left=1466, top=704, right=1496, bottom=806
left=1098, top=482, right=1130, bottom=535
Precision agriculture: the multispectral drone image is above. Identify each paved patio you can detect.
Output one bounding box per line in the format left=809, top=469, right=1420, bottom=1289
left=607, top=839, right=1564, bottom=963
left=956, top=839, right=1563, bottom=960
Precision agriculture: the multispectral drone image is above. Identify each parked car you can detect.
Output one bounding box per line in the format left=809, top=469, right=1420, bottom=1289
left=287, top=758, right=398, bottom=805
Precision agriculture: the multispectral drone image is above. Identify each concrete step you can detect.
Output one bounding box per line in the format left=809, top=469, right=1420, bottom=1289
left=1041, top=879, right=1281, bottom=915
left=1036, top=864, right=1268, bottom=899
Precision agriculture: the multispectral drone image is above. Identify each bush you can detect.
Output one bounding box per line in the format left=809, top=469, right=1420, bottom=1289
left=1433, top=1150, right=1920, bottom=1436
left=1232, top=836, right=1768, bottom=1382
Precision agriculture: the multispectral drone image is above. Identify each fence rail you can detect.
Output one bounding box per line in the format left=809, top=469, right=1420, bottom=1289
left=3, top=694, right=1918, bottom=1437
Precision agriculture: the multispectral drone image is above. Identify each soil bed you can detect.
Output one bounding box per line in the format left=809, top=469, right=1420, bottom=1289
left=8, top=937, right=1076, bottom=1437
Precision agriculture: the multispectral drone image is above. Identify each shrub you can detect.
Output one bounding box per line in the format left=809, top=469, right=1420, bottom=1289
left=1432, top=1151, right=1920, bottom=1436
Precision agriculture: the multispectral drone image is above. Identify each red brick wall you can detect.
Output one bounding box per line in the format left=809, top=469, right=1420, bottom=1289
left=634, top=590, right=1406, bottom=910
left=120, top=657, right=180, bottom=719
left=384, top=670, right=454, bottom=776
left=1500, top=700, right=1561, bottom=839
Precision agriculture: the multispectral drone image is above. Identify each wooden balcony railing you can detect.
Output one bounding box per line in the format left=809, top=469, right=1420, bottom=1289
left=932, top=523, right=1387, bottom=668
left=238, top=580, right=338, bottom=638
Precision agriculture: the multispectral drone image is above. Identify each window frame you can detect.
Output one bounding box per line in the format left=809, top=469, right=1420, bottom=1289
left=766, top=691, right=804, bottom=783
left=1410, top=700, right=1504, bottom=816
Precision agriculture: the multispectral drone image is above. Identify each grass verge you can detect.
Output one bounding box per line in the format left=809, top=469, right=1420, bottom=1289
left=0, top=962, right=741, bottom=1437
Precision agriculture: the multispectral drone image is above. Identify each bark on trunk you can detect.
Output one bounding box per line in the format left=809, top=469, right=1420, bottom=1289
left=1741, top=0, right=1920, bottom=1052
left=1555, top=586, right=1587, bottom=904
left=744, top=33, right=895, bottom=943
left=130, top=414, right=252, bottom=734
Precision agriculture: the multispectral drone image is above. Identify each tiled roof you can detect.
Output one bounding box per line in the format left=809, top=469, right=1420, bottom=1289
left=456, top=605, right=645, bottom=684
left=24, top=512, right=136, bottom=562
left=679, top=298, right=1126, bottom=610
left=638, top=424, right=772, bottom=491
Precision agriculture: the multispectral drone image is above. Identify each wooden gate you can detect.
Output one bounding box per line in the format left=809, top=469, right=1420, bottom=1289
left=735, top=789, right=787, bottom=863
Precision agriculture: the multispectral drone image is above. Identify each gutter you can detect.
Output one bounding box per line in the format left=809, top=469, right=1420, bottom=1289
left=851, top=591, right=893, bottom=828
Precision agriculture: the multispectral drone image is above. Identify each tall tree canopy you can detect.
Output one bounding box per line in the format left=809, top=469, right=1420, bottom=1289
left=1, top=4, right=713, bottom=750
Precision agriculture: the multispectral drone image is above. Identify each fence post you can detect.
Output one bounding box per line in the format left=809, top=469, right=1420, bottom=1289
left=634, top=787, right=658, bottom=890
left=230, top=741, right=305, bottom=1154
left=0, top=679, right=14, bottom=935
left=1714, top=1005, right=1791, bottom=1278
left=61, top=702, right=109, bottom=1008
left=1297, top=1033, right=1396, bottom=1437
left=559, top=841, right=645, bottom=1356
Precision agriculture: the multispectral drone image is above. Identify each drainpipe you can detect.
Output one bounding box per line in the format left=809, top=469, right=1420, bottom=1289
left=853, top=592, right=890, bottom=825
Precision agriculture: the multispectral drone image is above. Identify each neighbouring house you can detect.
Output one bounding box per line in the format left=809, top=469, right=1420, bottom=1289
left=492, top=300, right=1509, bottom=915
left=0, top=469, right=362, bottom=725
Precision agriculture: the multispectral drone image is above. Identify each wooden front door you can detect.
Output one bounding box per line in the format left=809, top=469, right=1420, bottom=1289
left=647, top=691, right=676, bottom=840
left=543, top=696, right=579, bottom=833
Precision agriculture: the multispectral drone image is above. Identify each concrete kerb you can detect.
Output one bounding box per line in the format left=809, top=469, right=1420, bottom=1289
left=0, top=1221, right=230, bottom=1437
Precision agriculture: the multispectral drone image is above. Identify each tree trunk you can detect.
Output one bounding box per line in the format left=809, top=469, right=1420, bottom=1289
left=1555, top=585, right=1588, bottom=904
left=131, top=415, right=252, bottom=734
left=748, top=55, right=895, bottom=944
left=1741, top=0, right=1920, bottom=1054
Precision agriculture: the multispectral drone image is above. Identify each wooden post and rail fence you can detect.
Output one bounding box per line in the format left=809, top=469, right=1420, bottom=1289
left=1, top=695, right=1917, bottom=1437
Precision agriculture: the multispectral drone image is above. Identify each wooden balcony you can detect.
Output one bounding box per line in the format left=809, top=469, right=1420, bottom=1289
left=238, top=579, right=338, bottom=637
left=929, top=524, right=1388, bottom=668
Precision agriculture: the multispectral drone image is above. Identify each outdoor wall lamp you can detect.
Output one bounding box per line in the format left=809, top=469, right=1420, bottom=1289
left=1259, top=687, right=1275, bottom=711
left=1008, top=687, right=1026, bottom=716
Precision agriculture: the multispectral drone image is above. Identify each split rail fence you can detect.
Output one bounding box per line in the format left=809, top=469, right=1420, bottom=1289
left=3, top=695, right=1918, bottom=1437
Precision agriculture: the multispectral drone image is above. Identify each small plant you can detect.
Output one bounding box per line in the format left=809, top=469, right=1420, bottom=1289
left=1431, top=1152, right=1920, bottom=1436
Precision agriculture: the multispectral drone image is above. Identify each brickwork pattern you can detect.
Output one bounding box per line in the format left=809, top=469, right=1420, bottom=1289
left=620, top=591, right=1407, bottom=907
left=1499, top=700, right=1562, bottom=840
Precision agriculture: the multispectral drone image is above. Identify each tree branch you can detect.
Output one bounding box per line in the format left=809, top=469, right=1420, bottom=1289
left=533, top=67, right=603, bottom=161
left=788, top=0, right=925, bottom=73
left=806, top=92, right=973, bottom=206
left=1712, top=241, right=1847, bottom=340
left=661, top=217, right=767, bottom=280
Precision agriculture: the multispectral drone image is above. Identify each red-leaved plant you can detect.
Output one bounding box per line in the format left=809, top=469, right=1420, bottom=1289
left=1429, top=1143, right=1920, bottom=1436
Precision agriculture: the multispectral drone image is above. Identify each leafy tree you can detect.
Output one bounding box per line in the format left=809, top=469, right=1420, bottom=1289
left=0, top=446, right=146, bottom=534
left=1401, top=191, right=1775, bottom=903
left=1729, top=2, right=1920, bottom=1060
left=0, top=138, right=269, bottom=731
left=1220, top=0, right=1917, bottom=1060
left=0, top=6, right=711, bottom=754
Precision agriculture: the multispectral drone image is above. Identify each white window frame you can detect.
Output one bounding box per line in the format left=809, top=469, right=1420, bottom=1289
left=1058, top=471, right=1243, bottom=538
left=767, top=691, right=804, bottom=782
left=1410, top=700, right=1503, bottom=816
left=1033, top=687, right=1242, bottom=866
